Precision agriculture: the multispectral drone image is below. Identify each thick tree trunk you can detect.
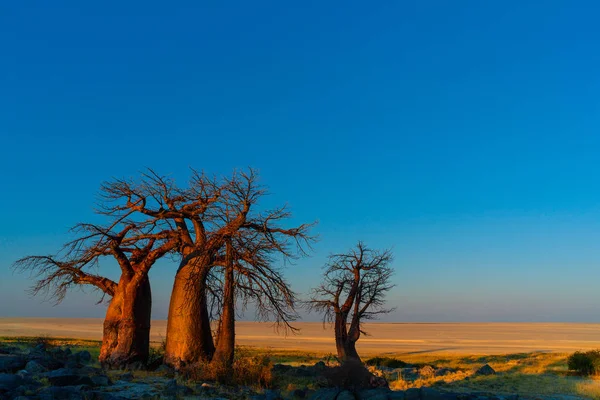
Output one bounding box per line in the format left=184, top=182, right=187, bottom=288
left=342, top=340, right=361, bottom=362
left=107, top=274, right=152, bottom=367
left=99, top=288, right=123, bottom=366
left=211, top=258, right=235, bottom=368
left=165, top=259, right=214, bottom=368
left=334, top=315, right=348, bottom=361
left=334, top=314, right=361, bottom=362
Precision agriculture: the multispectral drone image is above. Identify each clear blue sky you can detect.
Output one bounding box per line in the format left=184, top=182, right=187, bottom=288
left=1, top=1, right=600, bottom=322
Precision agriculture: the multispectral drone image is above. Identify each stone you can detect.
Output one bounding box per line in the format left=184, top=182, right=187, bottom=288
left=309, top=388, right=340, bottom=400
left=164, top=378, right=178, bottom=394
left=118, top=372, right=134, bottom=381
left=72, top=351, right=91, bottom=364
left=0, top=373, right=24, bottom=392
left=88, top=393, right=129, bottom=400
left=359, top=388, right=392, bottom=400
left=389, top=391, right=405, bottom=400
left=35, top=356, right=64, bottom=371
left=421, top=387, right=444, bottom=400
left=37, top=385, right=89, bottom=400
left=108, top=381, right=160, bottom=398
left=163, top=378, right=192, bottom=396
left=337, top=390, right=356, bottom=400
left=265, top=389, right=283, bottom=400
left=91, top=375, right=112, bottom=386
left=314, top=361, right=327, bottom=370
left=405, top=388, right=420, bottom=400
left=46, top=368, right=94, bottom=387
left=25, top=360, right=47, bottom=374
left=16, top=369, right=32, bottom=379
left=293, top=388, right=307, bottom=398
left=474, top=364, right=496, bottom=376
left=0, top=355, right=27, bottom=373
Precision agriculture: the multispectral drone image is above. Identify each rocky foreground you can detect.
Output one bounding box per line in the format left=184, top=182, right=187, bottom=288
left=0, top=344, right=585, bottom=400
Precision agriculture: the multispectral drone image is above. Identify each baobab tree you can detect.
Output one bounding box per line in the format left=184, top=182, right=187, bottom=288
left=13, top=211, right=180, bottom=367
left=98, top=168, right=315, bottom=368
left=309, top=242, right=394, bottom=362
left=210, top=229, right=303, bottom=369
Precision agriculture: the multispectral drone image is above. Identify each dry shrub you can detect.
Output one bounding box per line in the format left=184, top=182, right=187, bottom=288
left=233, top=353, right=273, bottom=387
left=324, top=359, right=388, bottom=390
left=568, top=350, right=600, bottom=376
left=148, top=338, right=167, bottom=367
left=181, top=351, right=273, bottom=388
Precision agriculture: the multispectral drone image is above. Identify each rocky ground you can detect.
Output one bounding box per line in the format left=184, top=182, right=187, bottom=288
left=0, top=343, right=588, bottom=400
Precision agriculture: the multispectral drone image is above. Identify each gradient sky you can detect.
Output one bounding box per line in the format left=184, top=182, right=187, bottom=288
left=1, top=1, right=600, bottom=322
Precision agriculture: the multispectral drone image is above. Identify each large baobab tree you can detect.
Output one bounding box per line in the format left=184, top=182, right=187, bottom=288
left=309, top=242, right=394, bottom=362
left=13, top=211, right=179, bottom=367
left=99, top=169, right=315, bottom=368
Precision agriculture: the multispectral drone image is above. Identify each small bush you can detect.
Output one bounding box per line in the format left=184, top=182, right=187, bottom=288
left=181, top=351, right=273, bottom=388
left=567, top=350, right=600, bottom=376
left=365, top=357, right=407, bottom=369
left=324, top=359, right=387, bottom=390
left=148, top=338, right=167, bottom=366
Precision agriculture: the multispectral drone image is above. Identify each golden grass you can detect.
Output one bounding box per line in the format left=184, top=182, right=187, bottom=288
left=371, top=352, right=600, bottom=399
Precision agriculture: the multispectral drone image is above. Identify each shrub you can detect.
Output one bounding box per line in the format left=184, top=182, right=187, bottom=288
left=181, top=351, right=273, bottom=388
left=324, top=359, right=388, bottom=390
left=148, top=338, right=167, bottom=366
left=365, top=357, right=407, bottom=369
left=568, top=350, right=600, bottom=376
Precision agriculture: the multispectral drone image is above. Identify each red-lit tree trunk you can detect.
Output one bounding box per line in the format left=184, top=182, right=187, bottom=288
left=212, top=242, right=235, bottom=368
left=334, top=311, right=361, bottom=362
left=99, top=273, right=153, bottom=367
left=164, top=256, right=215, bottom=368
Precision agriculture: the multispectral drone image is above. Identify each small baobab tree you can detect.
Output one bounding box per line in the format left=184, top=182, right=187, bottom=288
left=13, top=201, right=180, bottom=367
left=309, top=242, right=395, bottom=362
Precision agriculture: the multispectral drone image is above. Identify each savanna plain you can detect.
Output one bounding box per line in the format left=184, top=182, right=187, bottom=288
left=2, top=318, right=600, bottom=399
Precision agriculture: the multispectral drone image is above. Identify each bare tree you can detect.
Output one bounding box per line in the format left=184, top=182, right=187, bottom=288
left=309, top=242, right=394, bottom=362
left=99, top=168, right=315, bottom=368
left=13, top=215, right=179, bottom=367
left=210, top=227, right=305, bottom=369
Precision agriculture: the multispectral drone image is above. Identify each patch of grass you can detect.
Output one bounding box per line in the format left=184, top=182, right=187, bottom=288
left=365, top=357, right=407, bottom=368
left=380, top=352, right=600, bottom=399
left=181, top=349, right=274, bottom=388
left=237, top=346, right=324, bottom=366
left=1, top=336, right=102, bottom=365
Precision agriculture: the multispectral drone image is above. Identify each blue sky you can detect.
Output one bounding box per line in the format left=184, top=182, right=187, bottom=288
left=1, top=1, right=600, bottom=322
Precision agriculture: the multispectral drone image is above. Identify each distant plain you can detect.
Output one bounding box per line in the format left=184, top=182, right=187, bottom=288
left=1, top=318, right=599, bottom=355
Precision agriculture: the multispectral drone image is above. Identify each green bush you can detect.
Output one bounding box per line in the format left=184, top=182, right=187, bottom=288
left=365, top=357, right=407, bottom=368
left=567, top=350, right=600, bottom=376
